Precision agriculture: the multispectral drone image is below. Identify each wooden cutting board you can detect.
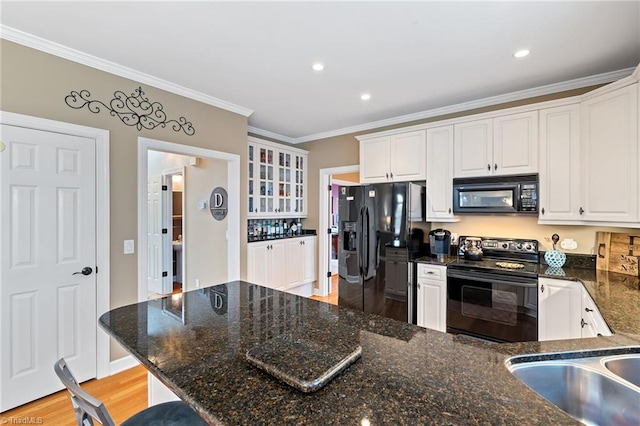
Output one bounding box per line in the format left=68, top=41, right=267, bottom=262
left=596, top=231, right=640, bottom=276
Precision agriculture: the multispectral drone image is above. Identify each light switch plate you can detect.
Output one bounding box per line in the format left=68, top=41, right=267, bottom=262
left=124, top=239, right=135, bottom=254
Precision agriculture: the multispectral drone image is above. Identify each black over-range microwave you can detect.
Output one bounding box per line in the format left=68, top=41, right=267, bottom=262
left=452, top=174, right=538, bottom=214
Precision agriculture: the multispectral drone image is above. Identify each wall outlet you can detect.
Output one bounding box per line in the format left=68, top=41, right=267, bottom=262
left=123, top=239, right=135, bottom=254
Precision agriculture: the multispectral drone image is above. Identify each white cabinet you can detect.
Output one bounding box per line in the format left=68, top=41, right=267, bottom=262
left=284, top=236, right=316, bottom=288
left=538, top=278, right=583, bottom=340
left=426, top=126, right=457, bottom=221
left=359, top=130, right=426, bottom=183
left=416, top=264, right=446, bottom=333
left=248, top=137, right=307, bottom=218
left=538, top=277, right=611, bottom=341
left=580, top=83, right=638, bottom=223
left=453, top=119, right=492, bottom=177
left=454, top=112, right=538, bottom=178
left=493, top=112, right=539, bottom=175
left=538, top=104, right=582, bottom=222
left=302, top=236, right=316, bottom=284
left=581, top=289, right=611, bottom=338
left=247, top=236, right=316, bottom=294
left=247, top=240, right=287, bottom=290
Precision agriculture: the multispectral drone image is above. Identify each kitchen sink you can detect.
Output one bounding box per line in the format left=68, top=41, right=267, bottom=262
left=506, top=348, right=640, bottom=426
left=604, top=355, right=640, bottom=388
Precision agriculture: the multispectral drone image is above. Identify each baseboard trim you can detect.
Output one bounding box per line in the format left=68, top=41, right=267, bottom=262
left=109, top=355, right=140, bottom=375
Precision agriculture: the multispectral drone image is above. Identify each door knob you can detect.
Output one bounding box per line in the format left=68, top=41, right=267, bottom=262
left=73, top=267, right=93, bottom=276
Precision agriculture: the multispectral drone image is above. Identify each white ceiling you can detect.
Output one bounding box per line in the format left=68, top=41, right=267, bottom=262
left=1, top=1, right=639, bottom=143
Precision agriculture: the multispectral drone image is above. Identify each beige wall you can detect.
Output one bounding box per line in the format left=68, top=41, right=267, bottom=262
left=333, top=172, right=359, bottom=183
left=1, top=40, right=249, bottom=360
left=184, top=158, right=229, bottom=289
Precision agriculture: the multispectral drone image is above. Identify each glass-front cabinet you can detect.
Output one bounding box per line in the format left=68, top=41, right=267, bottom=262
left=248, top=137, right=308, bottom=218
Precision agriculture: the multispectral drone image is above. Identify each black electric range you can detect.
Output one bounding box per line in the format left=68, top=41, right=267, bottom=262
left=446, top=236, right=540, bottom=343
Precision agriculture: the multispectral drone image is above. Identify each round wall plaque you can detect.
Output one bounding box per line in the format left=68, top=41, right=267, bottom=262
left=210, top=187, right=228, bottom=221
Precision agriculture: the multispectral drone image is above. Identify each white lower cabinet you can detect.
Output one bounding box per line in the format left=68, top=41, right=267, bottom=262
left=247, top=236, right=316, bottom=295
left=416, top=264, right=446, bottom=333
left=538, top=277, right=611, bottom=341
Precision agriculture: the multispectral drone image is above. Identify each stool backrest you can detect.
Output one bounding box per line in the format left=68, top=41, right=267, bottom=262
left=54, top=358, right=116, bottom=426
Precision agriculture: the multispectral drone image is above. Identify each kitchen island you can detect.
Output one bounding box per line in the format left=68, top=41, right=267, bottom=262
left=99, top=280, right=640, bottom=425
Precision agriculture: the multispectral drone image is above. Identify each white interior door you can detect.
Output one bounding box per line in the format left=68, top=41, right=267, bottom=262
left=147, top=175, right=171, bottom=294
left=0, top=125, right=97, bottom=411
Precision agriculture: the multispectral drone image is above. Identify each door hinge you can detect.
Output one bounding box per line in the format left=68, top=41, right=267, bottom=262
left=162, top=185, right=168, bottom=191
left=162, top=271, right=168, bottom=277
left=326, top=272, right=332, bottom=278
left=328, top=185, right=332, bottom=191
left=162, top=228, right=168, bottom=234
left=95, top=266, right=98, bottom=274
left=327, top=228, right=332, bottom=234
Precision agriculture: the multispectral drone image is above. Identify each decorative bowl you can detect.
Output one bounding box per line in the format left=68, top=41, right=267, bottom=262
left=544, top=249, right=566, bottom=268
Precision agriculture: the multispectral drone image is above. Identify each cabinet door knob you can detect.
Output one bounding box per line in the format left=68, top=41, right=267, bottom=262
left=585, top=307, right=593, bottom=312
left=386, top=173, right=389, bottom=179
left=540, top=284, right=544, bottom=293
left=541, top=207, right=545, bottom=215
left=390, top=172, right=393, bottom=179
left=448, top=208, right=452, bottom=214
left=581, top=318, right=588, bottom=328
left=427, top=271, right=434, bottom=275
left=487, top=164, right=491, bottom=171
left=579, top=207, right=584, bottom=215
left=494, top=163, right=498, bottom=171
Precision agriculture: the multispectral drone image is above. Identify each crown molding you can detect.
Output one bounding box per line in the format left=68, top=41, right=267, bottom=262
left=0, top=25, right=254, bottom=118
left=292, top=67, right=634, bottom=144
left=247, top=126, right=296, bottom=144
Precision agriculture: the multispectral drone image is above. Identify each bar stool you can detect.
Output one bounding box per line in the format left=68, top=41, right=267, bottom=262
left=54, top=358, right=208, bottom=426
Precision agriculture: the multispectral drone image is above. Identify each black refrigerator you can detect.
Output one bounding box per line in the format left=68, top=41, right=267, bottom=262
left=337, top=182, right=426, bottom=324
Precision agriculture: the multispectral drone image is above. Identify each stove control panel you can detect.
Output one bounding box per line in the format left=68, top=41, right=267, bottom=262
left=459, top=236, right=538, bottom=254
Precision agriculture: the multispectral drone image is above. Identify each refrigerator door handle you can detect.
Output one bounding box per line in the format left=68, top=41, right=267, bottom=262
left=364, top=206, right=370, bottom=278
left=358, top=206, right=364, bottom=276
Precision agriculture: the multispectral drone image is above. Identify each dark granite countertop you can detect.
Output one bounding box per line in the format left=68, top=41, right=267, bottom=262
left=415, top=254, right=455, bottom=265
left=248, top=230, right=316, bottom=243
left=100, top=281, right=640, bottom=425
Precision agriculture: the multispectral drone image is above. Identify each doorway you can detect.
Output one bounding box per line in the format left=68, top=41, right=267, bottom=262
left=317, top=165, right=359, bottom=299
left=137, top=137, right=240, bottom=303
left=146, top=151, right=194, bottom=297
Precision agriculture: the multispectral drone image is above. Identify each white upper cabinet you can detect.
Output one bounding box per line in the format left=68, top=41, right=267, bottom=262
left=360, top=130, right=426, bottom=183
left=493, top=111, right=538, bottom=175
left=359, top=136, right=390, bottom=182
left=248, top=137, right=308, bottom=218
left=580, top=83, right=638, bottom=223
left=454, top=112, right=538, bottom=178
left=538, top=104, right=582, bottom=222
left=426, top=126, right=457, bottom=221
left=453, top=119, right=493, bottom=177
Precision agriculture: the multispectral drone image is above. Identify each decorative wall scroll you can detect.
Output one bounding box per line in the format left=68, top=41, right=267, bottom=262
left=64, top=86, right=195, bottom=135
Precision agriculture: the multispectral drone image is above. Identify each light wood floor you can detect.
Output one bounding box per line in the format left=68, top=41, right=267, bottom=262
left=1, top=365, right=148, bottom=425
left=310, top=274, right=338, bottom=305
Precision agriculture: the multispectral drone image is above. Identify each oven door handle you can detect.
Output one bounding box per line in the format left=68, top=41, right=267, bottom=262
left=446, top=271, right=538, bottom=288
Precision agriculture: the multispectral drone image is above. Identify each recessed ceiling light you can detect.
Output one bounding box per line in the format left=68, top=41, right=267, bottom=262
left=513, top=49, right=530, bottom=58
left=361, top=93, right=371, bottom=101
left=312, top=63, right=324, bottom=71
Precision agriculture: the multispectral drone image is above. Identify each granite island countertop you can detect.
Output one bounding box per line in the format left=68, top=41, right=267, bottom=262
left=100, top=280, right=640, bottom=426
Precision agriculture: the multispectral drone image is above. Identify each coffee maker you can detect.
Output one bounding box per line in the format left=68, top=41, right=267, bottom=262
left=428, top=229, right=451, bottom=257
